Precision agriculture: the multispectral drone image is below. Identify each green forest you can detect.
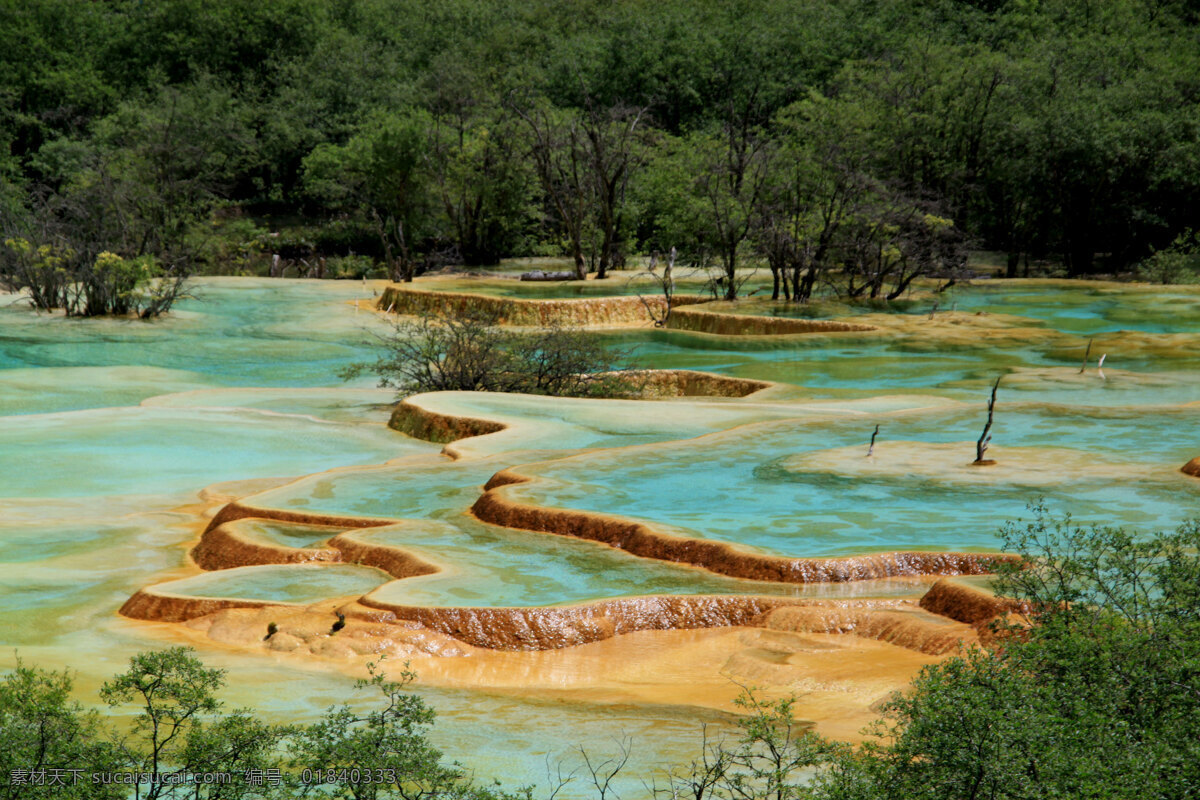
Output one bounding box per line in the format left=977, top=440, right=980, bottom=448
left=3, top=0, right=1199, bottom=307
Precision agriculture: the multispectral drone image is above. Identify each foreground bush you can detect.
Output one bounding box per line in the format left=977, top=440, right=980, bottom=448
left=1136, top=229, right=1200, bottom=285
left=812, top=505, right=1200, bottom=800
left=1, top=651, right=522, bottom=800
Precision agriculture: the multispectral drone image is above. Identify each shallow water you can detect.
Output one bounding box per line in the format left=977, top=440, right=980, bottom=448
left=3, top=277, right=1198, bottom=794
left=0, top=279, right=388, bottom=413
left=360, top=518, right=931, bottom=609
left=230, top=519, right=340, bottom=549
left=729, top=281, right=1200, bottom=335
left=155, top=563, right=391, bottom=604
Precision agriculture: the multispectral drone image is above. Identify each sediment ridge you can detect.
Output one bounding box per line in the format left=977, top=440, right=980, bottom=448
left=389, top=370, right=773, bottom=448
left=473, top=468, right=1007, bottom=584
left=389, top=399, right=508, bottom=444
left=918, top=577, right=1027, bottom=627
left=376, top=285, right=707, bottom=327
left=191, top=521, right=341, bottom=570
left=760, top=604, right=979, bottom=655
left=629, top=369, right=772, bottom=398
left=376, top=284, right=878, bottom=335
left=190, top=518, right=441, bottom=580
left=388, top=370, right=778, bottom=462
left=665, top=307, right=878, bottom=336
left=326, top=529, right=441, bottom=580
left=358, top=594, right=792, bottom=650
left=128, top=584, right=1002, bottom=655
left=355, top=593, right=997, bottom=654
left=120, top=590, right=278, bottom=623
left=204, top=500, right=398, bottom=536
left=130, top=485, right=1015, bottom=653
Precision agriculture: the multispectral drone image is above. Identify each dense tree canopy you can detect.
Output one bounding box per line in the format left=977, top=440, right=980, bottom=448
left=810, top=506, right=1200, bottom=799
left=2, top=0, right=1198, bottom=299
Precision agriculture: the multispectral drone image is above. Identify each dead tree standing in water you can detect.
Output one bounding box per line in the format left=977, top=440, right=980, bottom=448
left=975, top=376, right=1002, bottom=464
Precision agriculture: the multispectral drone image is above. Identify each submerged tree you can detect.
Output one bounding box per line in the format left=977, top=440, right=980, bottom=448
left=1, top=238, right=188, bottom=318
left=0, top=79, right=249, bottom=316
left=635, top=246, right=678, bottom=327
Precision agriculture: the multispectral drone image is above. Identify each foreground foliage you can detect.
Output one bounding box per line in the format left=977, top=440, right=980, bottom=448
left=1, top=651, right=520, bottom=800
left=0, top=661, right=124, bottom=800
left=813, top=505, right=1200, bottom=800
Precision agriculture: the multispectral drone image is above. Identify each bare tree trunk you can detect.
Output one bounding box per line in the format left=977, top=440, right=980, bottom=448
left=397, top=219, right=414, bottom=283
left=598, top=215, right=614, bottom=279
left=974, top=376, right=1001, bottom=464
left=571, top=238, right=586, bottom=281
left=724, top=245, right=738, bottom=301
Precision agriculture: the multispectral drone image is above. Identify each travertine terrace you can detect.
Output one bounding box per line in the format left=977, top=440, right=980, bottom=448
left=6, top=276, right=1200, bottom=782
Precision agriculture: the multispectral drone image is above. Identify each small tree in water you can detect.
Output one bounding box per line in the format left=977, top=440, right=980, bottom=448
left=1, top=238, right=188, bottom=318
left=343, top=308, right=640, bottom=398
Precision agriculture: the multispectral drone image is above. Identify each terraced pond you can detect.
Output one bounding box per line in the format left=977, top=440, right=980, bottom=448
left=3, top=276, right=1198, bottom=791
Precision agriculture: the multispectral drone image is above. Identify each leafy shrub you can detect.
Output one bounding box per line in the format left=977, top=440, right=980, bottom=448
left=1, top=238, right=187, bottom=317
left=344, top=308, right=640, bottom=398
left=1136, top=229, right=1200, bottom=284
left=812, top=505, right=1200, bottom=800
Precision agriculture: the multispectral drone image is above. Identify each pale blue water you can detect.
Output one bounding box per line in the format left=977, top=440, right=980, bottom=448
left=230, top=519, right=340, bottom=549
left=508, top=406, right=1199, bottom=558
left=154, top=563, right=389, bottom=604
left=754, top=283, right=1200, bottom=335
left=0, top=278, right=386, bottom=413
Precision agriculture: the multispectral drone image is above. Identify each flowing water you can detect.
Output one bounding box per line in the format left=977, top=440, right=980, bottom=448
left=2, top=277, right=1198, bottom=792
